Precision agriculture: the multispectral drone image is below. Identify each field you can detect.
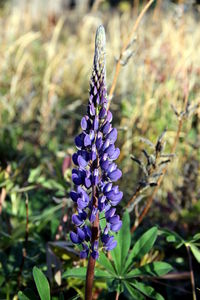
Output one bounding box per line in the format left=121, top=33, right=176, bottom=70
left=0, top=1, right=200, bottom=299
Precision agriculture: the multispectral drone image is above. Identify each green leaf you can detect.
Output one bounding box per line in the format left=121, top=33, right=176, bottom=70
left=125, top=227, right=158, bottom=271
left=62, top=267, right=86, bottom=279
left=125, top=262, right=173, bottom=278
left=110, top=211, right=131, bottom=274
left=129, top=280, right=164, bottom=300
left=192, top=233, right=200, bottom=242
left=68, top=295, right=80, bottom=300
left=18, top=291, right=30, bottom=300
left=121, top=210, right=131, bottom=268
left=18, top=289, right=37, bottom=300
left=190, top=244, right=200, bottom=263
left=98, top=252, right=116, bottom=276
left=62, top=267, right=113, bottom=280
left=124, top=281, right=145, bottom=300
left=32, top=266, right=50, bottom=300
left=28, top=167, right=41, bottom=183
left=159, top=228, right=184, bottom=247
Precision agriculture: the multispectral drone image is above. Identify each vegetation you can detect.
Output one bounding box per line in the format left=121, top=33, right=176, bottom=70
left=0, top=0, right=199, bottom=299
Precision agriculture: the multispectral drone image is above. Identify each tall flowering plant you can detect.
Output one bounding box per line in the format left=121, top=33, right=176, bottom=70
left=70, top=25, right=123, bottom=299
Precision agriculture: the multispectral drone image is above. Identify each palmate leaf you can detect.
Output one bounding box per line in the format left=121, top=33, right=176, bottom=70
left=98, top=252, right=116, bottom=276
left=124, top=226, right=158, bottom=272
left=124, top=281, right=145, bottom=300
left=125, top=262, right=173, bottom=278
left=32, top=267, right=50, bottom=300
left=110, top=210, right=131, bottom=274
left=62, top=267, right=113, bottom=280
left=128, top=280, right=164, bottom=300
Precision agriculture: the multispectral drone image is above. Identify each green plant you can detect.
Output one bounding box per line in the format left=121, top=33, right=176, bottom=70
left=63, top=211, right=173, bottom=299
left=18, top=266, right=50, bottom=300
left=160, top=228, right=200, bottom=300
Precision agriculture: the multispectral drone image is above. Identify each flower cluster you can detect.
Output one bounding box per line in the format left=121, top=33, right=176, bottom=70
left=70, top=25, right=123, bottom=259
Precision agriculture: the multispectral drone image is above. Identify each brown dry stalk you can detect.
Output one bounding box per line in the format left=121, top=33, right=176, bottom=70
left=186, top=245, right=197, bottom=300
left=125, top=188, right=140, bottom=208
left=108, top=0, right=155, bottom=108
left=130, top=86, right=189, bottom=233
left=91, top=0, right=104, bottom=13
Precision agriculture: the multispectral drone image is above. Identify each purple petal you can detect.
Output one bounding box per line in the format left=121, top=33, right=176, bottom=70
left=92, top=169, right=99, bottom=185
left=93, top=86, right=97, bottom=95
left=72, top=214, right=84, bottom=226
left=77, top=198, right=88, bottom=209
left=106, top=111, right=113, bottom=123
left=110, top=220, right=122, bottom=232
left=91, top=144, right=97, bottom=161
left=107, top=128, right=117, bottom=143
left=90, top=103, right=95, bottom=116
left=105, top=144, right=115, bottom=156
left=99, top=107, right=107, bottom=119
left=75, top=134, right=84, bottom=148
left=72, top=173, right=82, bottom=185
left=77, top=155, right=88, bottom=168
left=100, top=159, right=109, bottom=171
left=77, top=228, right=85, bottom=241
left=89, top=130, right=95, bottom=141
left=106, top=240, right=117, bottom=250
left=81, top=116, right=87, bottom=130
left=83, top=225, right=91, bottom=241
left=80, top=250, right=88, bottom=259
left=96, top=136, right=103, bottom=150
left=102, top=122, right=111, bottom=135
left=105, top=208, right=116, bottom=219
left=70, top=191, right=78, bottom=202
left=110, top=148, right=120, bottom=160
left=108, top=215, right=120, bottom=224
left=84, top=135, right=91, bottom=147
left=91, top=250, right=99, bottom=260
left=107, top=163, right=117, bottom=173
left=94, top=116, right=99, bottom=131
left=70, top=231, right=80, bottom=244
left=103, top=183, right=112, bottom=193
left=85, top=177, right=91, bottom=188
left=106, top=191, right=123, bottom=202
left=90, top=207, right=98, bottom=223
left=80, top=243, right=89, bottom=259
left=108, top=169, right=122, bottom=182
left=72, top=153, right=78, bottom=165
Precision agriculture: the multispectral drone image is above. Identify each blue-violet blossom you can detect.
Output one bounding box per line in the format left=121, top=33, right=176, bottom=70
left=70, top=25, right=123, bottom=260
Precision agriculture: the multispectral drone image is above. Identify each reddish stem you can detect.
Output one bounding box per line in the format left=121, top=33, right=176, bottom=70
left=85, top=182, right=99, bottom=300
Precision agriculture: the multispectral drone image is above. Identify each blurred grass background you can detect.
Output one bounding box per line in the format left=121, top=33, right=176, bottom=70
left=0, top=0, right=200, bottom=299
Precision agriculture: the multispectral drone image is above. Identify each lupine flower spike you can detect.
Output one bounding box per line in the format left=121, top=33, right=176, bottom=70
left=70, top=25, right=123, bottom=299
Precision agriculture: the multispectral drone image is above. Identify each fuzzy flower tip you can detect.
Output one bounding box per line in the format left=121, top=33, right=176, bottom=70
left=70, top=25, right=123, bottom=259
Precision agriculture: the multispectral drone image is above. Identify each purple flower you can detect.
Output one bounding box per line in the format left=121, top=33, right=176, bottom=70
left=70, top=25, right=123, bottom=259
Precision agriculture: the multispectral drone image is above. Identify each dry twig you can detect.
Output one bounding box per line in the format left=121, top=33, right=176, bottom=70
left=108, top=0, right=155, bottom=108
left=130, top=82, right=189, bottom=233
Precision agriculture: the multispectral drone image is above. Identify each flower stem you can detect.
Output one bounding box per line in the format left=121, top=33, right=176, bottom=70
left=115, top=291, right=120, bottom=300
left=85, top=213, right=99, bottom=300
left=85, top=254, right=96, bottom=300
left=85, top=184, right=99, bottom=300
